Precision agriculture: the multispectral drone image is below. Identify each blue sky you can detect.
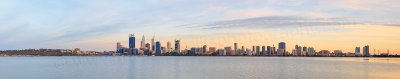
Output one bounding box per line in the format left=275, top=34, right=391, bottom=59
left=1, top=0, right=400, bottom=53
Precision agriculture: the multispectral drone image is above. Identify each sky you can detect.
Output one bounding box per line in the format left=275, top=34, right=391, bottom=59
left=0, top=0, right=400, bottom=54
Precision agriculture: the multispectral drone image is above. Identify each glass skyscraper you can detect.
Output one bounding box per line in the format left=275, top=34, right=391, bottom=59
left=278, top=42, right=286, bottom=54
left=129, top=34, right=135, bottom=49
left=156, top=41, right=161, bottom=54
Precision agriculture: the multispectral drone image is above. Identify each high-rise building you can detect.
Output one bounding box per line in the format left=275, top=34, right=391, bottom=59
left=267, top=46, right=271, bottom=55
left=256, top=46, right=260, bottom=56
left=307, top=47, right=315, bottom=56
left=190, top=48, right=196, bottom=54
left=262, top=46, right=265, bottom=55
left=116, top=42, right=122, bottom=51
left=241, top=46, right=245, bottom=55
left=175, top=40, right=181, bottom=53
left=272, top=45, right=276, bottom=55
left=141, top=35, right=145, bottom=49
left=151, top=34, right=155, bottom=51
left=252, top=46, right=255, bottom=54
left=303, top=46, right=307, bottom=56
left=355, top=47, right=360, bottom=56
left=156, top=41, right=161, bottom=54
left=245, top=48, right=251, bottom=55
left=217, top=49, right=226, bottom=56
left=224, top=47, right=232, bottom=55
left=278, top=42, right=286, bottom=55
left=129, top=34, right=135, bottom=49
left=203, top=45, right=207, bottom=54
left=296, top=45, right=302, bottom=56
left=363, top=45, right=370, bottom=57
left=167, top=41, right=171, bottom=52
left=234, top=43, right=238, bottom=53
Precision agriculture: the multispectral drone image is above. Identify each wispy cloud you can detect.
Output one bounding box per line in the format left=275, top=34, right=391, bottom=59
left=182, top=16, right=366, bottom=30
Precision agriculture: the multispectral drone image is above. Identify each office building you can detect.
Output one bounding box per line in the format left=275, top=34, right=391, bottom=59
left=262, top=46, right=265, bottom=55
left=175, top=40, right=181, bottom=53
left=267, top=46, right=271, bottom=55
left=203, top=45, right=207, bottom=54
left=278, top=42, right=286, bottom=55
left=167, top=41, right=171, bottom=52
left=156, top=41, right=161, bottom=54
left=256, top=46, right=260, bottom=56
left=129, top=34, right=135, bottom=48
left=141, top=35, right=145, bottom=49
left=224, top=47, right=232, bottom=55
left=355, top=47, right=361, bottom=56
left=363, top=45, right=370, bottom=57
left=151, top=35, right=155, bottom=51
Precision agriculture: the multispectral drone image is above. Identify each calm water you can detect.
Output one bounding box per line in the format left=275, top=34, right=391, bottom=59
left=0, top=56, right=399, bottom=79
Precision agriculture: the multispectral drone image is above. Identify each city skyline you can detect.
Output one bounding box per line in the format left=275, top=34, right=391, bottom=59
left=115, top=33, right=392, bottom=56
left=1, top=0, right=400, bottom=54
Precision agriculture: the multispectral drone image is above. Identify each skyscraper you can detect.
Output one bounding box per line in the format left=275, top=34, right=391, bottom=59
left=262, top=46, right=265, bottom=55
left=296, top=45, right=302, bottom=56
left=151, top=35, right=155, bottom=51
left=252, top=46, right=255, bottom=55
left=234, top=43, right=237, bottom=53
left=267, top=46, right=271, bottom=55
left=278, top=42, right=286, bottom=54
left=175, top=40, right=180, bottom=54
left=256, top=46, right=260, bottom=56
left=141, top=35, right=146, bottom=49
left=272, top=45, right=276, bottom=55
left=363, top=45, right=370, bottom=57
left=167, top=41, right=171, bottom=52
left=224, top=47, right=232, bottom=55
left=203, top=45, right=207, bottom=54
left=116, top=42, right=122, bottom=51
left=156, top=41, right=161, bottom=54
left=303, top=46, right=307, bottom=56
left=307, top=47, right=315, bottom=56
left=355, top=47, right=360, bottom=56
left=129, top=34, right=135, bottom=49
left=241, top=46, right=245, bottom=55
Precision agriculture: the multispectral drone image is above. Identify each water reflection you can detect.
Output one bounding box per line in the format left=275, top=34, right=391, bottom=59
left=0, top=57, right=399, bottom=79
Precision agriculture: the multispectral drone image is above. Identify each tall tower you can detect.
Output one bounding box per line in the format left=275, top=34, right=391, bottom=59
left=303, top=46, right=307, bottom=56
left=363, top=45, right=370, bottom=57
left=129, top=34, right=135, bottom=49
left=156, top=41, right=161, bottom=54
left=278, top=42, right=286, bottom=54
left=167, top=41, right=171, bottom=52
left=267, top=46, right=271, bottom=55
left=175, top=40, right=181, bottom=54
left=262, top=46, right=265, bottom=55
left=256, top=46, right=260, bottom=56
left=117, top=42, right=122, bottom=52
left=234, top=43, right=238, bottom=53
left=355, top=47, right=360, bottom=54
left=151, top=34, right=155, bottom=51
left=272, top=45, right=276, bottom=55
left=241, top=46, right=245, bottom=55
left=141, top=35, right=146, bottom=49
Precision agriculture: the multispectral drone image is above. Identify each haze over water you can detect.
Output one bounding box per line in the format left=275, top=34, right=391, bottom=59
left=1, top=57, right=399, bottom=79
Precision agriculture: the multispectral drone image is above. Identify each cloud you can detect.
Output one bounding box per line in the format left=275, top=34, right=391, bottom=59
left=182, top=16, right=365, bottom=30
